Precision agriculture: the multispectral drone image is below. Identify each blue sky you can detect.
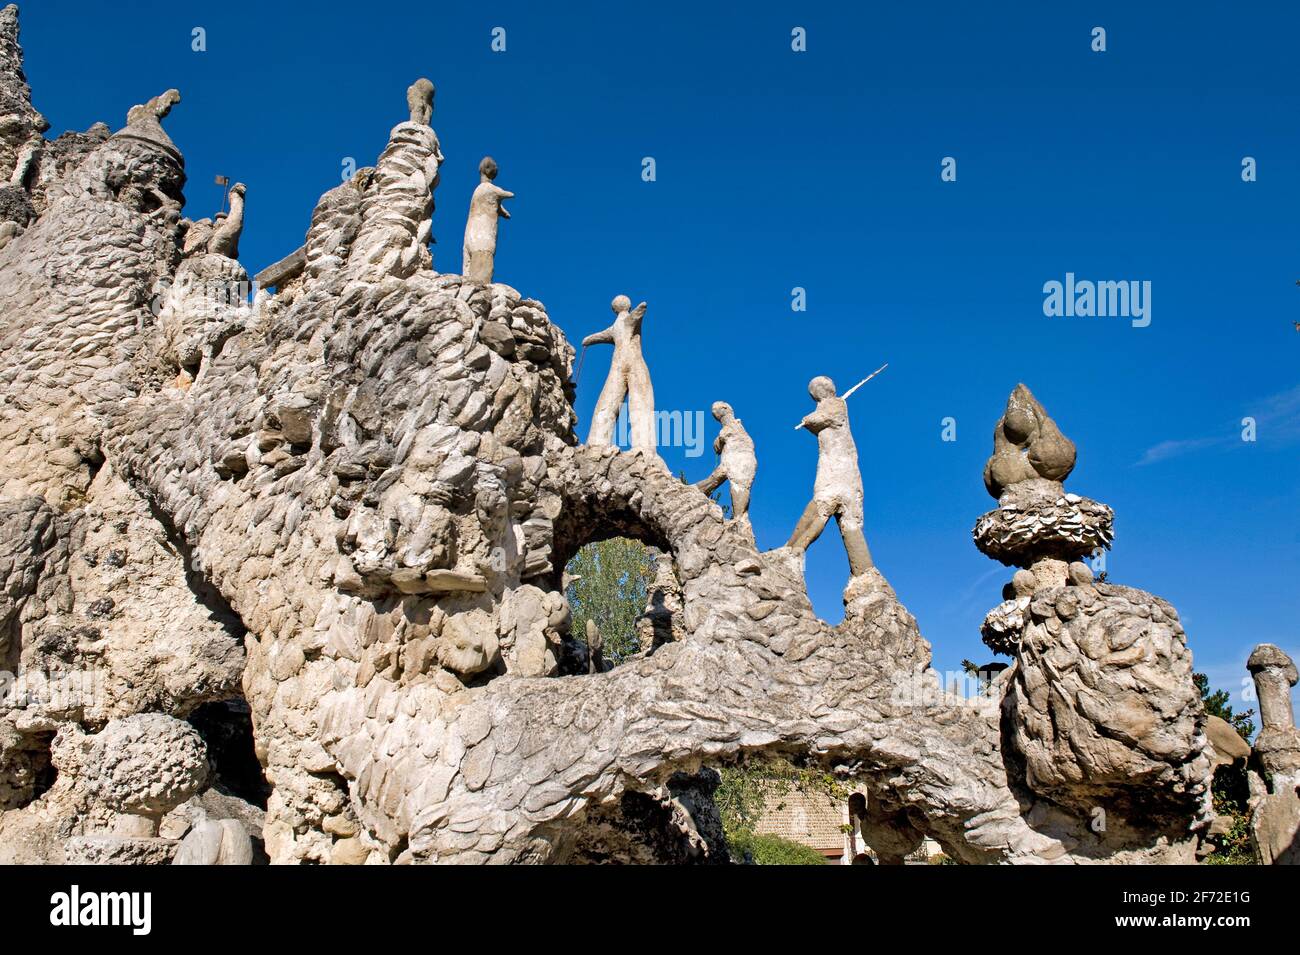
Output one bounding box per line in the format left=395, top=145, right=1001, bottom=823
left=16, top=1, right=1297, bottom=716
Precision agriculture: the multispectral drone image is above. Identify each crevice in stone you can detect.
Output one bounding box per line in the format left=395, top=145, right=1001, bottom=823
left=187, top=698, right=269, bottom=809
left=0, top=729, right=57, bottom=811
left=138, top=490, right=247, bottom=645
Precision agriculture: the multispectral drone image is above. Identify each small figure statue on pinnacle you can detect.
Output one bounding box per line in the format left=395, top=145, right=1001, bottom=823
left=406, top=78, right=434, bottom=126
left=462, top=156, right=512, bottom=284
left=208, top=183, right=246, bottom=259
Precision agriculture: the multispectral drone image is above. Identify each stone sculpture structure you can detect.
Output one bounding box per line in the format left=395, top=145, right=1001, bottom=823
left=462, top=156, right=511, bottom=284
left=974, top=385, right=1210, bottom=843
left=1245, top=644, right=1300, bottom=864
left=407, top=77, right=434, bottom=126
left=975, top=384, right=1113, bottom=593
left=0, top=5, right=45, bottom=187
left=0, top=5, right=1238, bottom=865
left=786, top=376, right=873, bottom=576
left=582, top=295, right=654, bottom=451
left=116, top=88, right=182, bottom=161
left=209, top=182, right=246, bottom=259
left=695, top=401, right=756, bottom=522
left=585, top=619, right=605, bottom=674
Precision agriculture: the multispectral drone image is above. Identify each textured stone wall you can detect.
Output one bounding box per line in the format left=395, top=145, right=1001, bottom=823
left=0, top=4, right=1221, bottom=865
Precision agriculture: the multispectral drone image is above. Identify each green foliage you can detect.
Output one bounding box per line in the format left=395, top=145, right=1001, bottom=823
left=564, top=537, right=656, bottom=667
left=960, top=659, right=1001, bottom=692
left=1194, top=672, right=1255, bottom=740
left=1203, top=811, right=1257, bottom=866
left=727, top=829, right=827, bottom=865
left=714, top=755, right=848, bottom=864
left=1194, top=672, right=1259, bottom=865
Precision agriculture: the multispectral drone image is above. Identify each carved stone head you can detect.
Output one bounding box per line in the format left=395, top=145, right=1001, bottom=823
left=809, top=376, right=836, bottom=400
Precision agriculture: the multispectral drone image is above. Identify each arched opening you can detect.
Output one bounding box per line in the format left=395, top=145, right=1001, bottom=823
left=562, top=537, right=659, bottom=671
left=544, top=449, right=688, bottom=676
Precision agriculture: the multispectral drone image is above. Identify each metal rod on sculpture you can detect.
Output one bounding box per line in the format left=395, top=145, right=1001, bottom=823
left=840, top=363, right=888, bottom=401
left=215, top=174, right=230, bottom=215
left=574, top=343, right=588, bottom=386
left=794, top=363, right=888, bottom=429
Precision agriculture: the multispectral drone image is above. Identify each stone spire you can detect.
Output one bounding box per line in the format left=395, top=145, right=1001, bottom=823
left=1247, top=644, right=1300, bottom=781
left=347, top=81, right=442, bottom=280
left=1245, top=644, right=1300, bottom=864
left=973, top=383, right=1112, bottom=589
left=0, top=4, right=48, bottom=185
left=972, top=385, right=1210, bottom=834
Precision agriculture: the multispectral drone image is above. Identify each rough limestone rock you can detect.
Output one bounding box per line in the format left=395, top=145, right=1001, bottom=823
left=172, top=816, right=254, bottom=865
left=1205, top=715, right=1250, bottom=769
left=0, top=4, right=47, bottom=190
left=0, top=5, right=1219, bottom=865
left=1, top=713, right=208, bottom=863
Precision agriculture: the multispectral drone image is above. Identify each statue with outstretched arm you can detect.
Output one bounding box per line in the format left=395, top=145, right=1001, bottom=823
left=583, top=295, right=654, bottom=450
left=787, top=376, right=874, bottom=576
left=462, top=157, right=513, bottom=284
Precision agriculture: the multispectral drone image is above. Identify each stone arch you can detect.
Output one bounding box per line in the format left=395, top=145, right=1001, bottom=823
left=550, top=447, right=694, bottom=574
left=548, top=445, right=762, bottom=597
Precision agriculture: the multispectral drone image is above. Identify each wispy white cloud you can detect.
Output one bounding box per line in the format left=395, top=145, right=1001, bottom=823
left=1138, top=435, right=1226, bottom=466
left=1136, top=383, right=1300, bottom=466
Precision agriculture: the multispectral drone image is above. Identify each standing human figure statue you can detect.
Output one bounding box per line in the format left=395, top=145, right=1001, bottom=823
left=208, top=182, right=246, bottom=259
left=586, top=619, right=605, bottom=675
left=786, top=376, right=874, bottom=576
left=407, top=78, right=435, bottom=125
left=462, top=156, right=512, bottom=284
left=583, top=295, right=654, bottom=450
left=696, top=401, right=756, bottom=520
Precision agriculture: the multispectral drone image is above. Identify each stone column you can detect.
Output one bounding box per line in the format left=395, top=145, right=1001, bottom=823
left=1248, top=644, right=1298, bottom=733
left=1245, top=644, right=1300, bottom=864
